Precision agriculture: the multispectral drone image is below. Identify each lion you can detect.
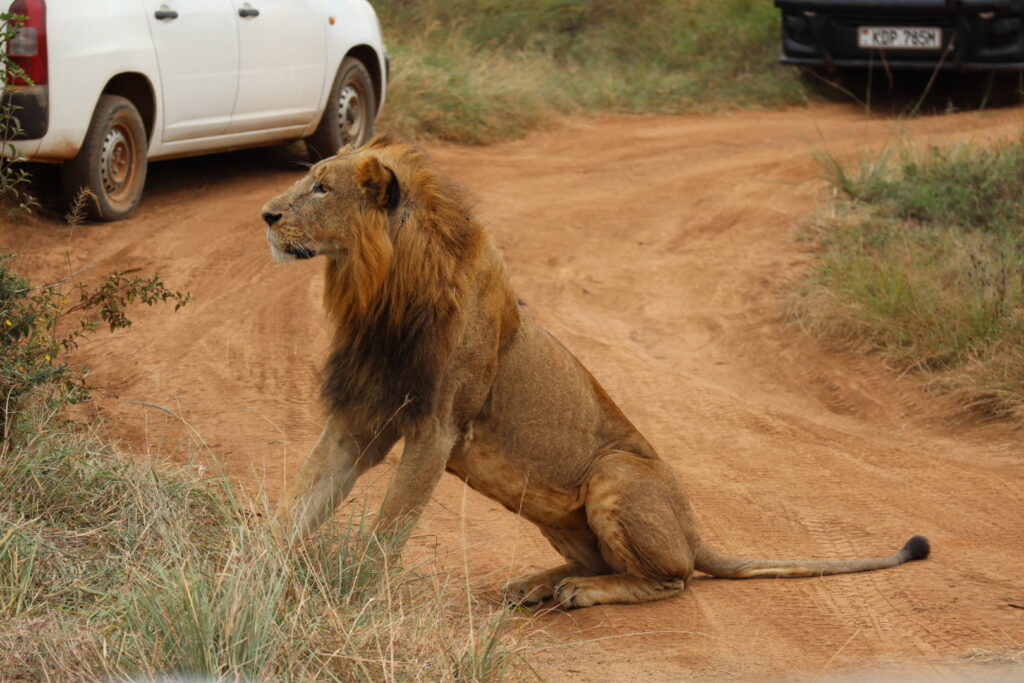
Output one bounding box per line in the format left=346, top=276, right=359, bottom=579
left=259, top=135, right=930, bottom=608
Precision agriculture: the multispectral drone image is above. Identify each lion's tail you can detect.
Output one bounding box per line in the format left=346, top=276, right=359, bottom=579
left=693, top=535, right=930, bottom=579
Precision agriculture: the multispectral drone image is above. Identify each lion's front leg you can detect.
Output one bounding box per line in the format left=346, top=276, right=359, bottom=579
left=373, top=419, right=457, bottom=549
left=274, top=415, right=398, bottom=540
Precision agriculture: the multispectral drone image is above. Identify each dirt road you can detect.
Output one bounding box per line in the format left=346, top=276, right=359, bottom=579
left=4, top=104, right=1023, bottom=680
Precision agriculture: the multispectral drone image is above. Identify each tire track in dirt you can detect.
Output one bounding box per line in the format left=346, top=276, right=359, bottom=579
left=3, top=104, right=1023, bottom=680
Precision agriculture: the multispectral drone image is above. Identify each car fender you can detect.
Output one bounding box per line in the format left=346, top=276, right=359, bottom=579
left=34, top=1, right=162, bottom=161
left=308, top=0, right=387, bottom=137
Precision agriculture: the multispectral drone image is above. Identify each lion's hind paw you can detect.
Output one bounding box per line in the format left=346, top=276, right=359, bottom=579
left=554, top=574, right=684, bottom=608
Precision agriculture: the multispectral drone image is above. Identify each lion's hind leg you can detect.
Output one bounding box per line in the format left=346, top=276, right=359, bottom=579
left=554, top=574, right=684, bottom=608
left=552, top=451, right=698, bottom=608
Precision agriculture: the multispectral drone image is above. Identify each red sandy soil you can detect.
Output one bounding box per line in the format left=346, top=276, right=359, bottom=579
left=4, top=103, right=1023, bottom=680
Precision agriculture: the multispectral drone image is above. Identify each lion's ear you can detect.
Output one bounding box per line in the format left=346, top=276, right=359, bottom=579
left=354, top=156, right=401, bottom=212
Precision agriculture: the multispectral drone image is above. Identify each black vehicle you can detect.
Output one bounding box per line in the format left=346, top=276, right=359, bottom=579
left=775, top=0, right=1024, bottom=71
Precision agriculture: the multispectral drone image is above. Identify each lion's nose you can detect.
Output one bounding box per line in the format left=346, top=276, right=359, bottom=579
left=262, top=211, right=283, bottom=227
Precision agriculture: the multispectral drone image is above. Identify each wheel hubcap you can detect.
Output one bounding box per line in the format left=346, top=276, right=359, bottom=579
left=338, top=84, right=364, bottom=145
left=101, top=125, right=135, bottom=199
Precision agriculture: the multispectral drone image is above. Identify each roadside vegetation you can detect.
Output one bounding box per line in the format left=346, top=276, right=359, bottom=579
left=0, top=389, right=526, bottom=679
left=374, top=0, right=806, bottom=143
left=793, top=138, right=1024, bottom=420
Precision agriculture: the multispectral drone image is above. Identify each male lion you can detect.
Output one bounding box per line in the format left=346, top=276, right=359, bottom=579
left=260, top=136, right=929, bottom=608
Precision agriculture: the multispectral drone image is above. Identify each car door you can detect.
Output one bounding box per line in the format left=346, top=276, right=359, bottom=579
left=227, top=0, right=327, bottom=134
left=142, top=0, right=239, bottom=142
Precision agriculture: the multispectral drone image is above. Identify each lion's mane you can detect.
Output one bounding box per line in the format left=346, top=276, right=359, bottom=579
left=320, top=137, right=487, bottom=427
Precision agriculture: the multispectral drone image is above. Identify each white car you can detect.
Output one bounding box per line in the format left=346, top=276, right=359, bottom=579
left=3, top=0, right=388, bottom=220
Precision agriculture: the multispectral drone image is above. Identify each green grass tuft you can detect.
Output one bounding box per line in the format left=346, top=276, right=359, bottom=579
left=794, top=139, right=1024, bottom=420
left=844, top=144, right=1024, bottom=232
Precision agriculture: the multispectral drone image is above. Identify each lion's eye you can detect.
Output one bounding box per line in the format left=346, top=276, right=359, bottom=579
left=312, top=181, right=329, bottom=195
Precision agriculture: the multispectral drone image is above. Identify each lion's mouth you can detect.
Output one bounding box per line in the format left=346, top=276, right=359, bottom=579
left=284, top=245, right=317, bottom=260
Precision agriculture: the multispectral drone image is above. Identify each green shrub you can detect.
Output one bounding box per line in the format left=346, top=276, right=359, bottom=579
left=0, top=252, right=191, bottom=445
left=0, top=11, right=37, bottom=219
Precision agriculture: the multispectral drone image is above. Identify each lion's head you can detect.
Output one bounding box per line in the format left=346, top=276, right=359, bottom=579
left=260, top=140, right=401, bottom=264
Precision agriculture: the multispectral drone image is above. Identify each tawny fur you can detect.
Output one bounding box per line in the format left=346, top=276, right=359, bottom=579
left=261, top=136, right=930, bottom=609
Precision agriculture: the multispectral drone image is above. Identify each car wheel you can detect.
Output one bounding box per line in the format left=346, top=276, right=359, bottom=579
left=306, top=57, right=376, bottom=160
left=59, top=94, right=148, bottom=222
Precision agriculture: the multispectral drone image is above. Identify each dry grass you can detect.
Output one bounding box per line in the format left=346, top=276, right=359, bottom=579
left=0, top=394, right=534, bottom=681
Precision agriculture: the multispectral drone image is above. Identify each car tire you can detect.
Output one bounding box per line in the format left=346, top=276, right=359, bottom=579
left=59, top=95, right=148, bottom=222
left=306, top=57, right=376, bottom=160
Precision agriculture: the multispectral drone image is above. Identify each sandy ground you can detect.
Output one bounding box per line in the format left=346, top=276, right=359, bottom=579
left=3, top=103, right=1024, bottom=681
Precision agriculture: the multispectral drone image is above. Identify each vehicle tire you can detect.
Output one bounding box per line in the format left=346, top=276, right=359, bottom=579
left=59, top=95, right=148, bottom=222
left=306, top=57, right=376, bottom=160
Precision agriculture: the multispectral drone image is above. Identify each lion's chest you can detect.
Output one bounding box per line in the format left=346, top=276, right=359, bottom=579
left=445, top=443, right=587, bottom=530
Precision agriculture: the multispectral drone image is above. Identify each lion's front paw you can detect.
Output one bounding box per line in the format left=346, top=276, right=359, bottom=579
left=502, top=574, right=555, bottom=605
left=553, top=577, right=598, bottom=609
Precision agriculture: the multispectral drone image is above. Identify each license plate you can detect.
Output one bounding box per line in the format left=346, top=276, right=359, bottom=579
left=858, top=26, right=941, bottom=50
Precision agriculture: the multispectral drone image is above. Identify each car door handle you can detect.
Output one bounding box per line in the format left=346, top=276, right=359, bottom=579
left=238, top=7, right=259, bottom=17
left=154, top=9, right=178, bottom=20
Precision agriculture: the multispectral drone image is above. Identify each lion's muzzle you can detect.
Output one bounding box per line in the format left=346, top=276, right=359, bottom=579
left=266, top=229, right=315, bottom=262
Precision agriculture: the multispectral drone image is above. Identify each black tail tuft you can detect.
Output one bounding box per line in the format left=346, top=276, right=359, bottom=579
left=901, top=535, right=930, bottom=561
